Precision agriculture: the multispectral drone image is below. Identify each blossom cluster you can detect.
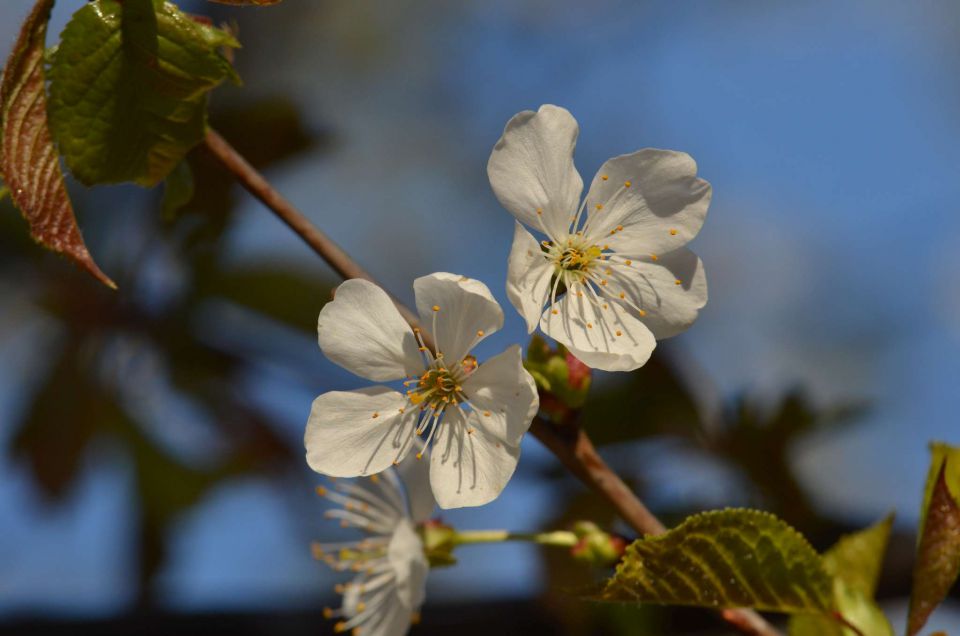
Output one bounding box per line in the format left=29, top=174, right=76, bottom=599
left=305, top=105, right=711, bottom=635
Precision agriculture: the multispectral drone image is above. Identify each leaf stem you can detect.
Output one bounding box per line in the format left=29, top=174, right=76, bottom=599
left=203, top=128, right=784, bottom=636
left=453, top=529, right=579, bottom=547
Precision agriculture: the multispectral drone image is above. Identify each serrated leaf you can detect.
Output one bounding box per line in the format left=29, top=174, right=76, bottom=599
left=788, top=516, right=895, bottom=636
left=0, top=0, right=114, bottom=287
left=908, top=444, right=960, bottom=636
left=48, top=0, right=239, bottom=187
left=600, top=509, right=834, bottom=614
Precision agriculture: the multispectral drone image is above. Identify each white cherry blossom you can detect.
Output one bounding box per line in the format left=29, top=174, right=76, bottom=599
left=305, top=273, right=539, bottom=509
left=313, top=455, right=434, bottom=636
left=488, top=104, right=711, bottom=372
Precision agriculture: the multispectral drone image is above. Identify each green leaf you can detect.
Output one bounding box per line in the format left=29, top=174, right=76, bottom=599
left=1, top=0, right=114, bottom=287
left=788, top=516, right=895, bottom=636
left=161, top=160, right=195, bottom=220
left=600, top=509, right=834, bottom=614
left=908, top=443, right=960, bottom=636
left=47, top=0, right=239, bottom=187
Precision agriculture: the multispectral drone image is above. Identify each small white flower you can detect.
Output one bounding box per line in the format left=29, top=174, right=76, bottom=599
left=313, top=456, right=435, bottom=636
left=488, top=105, right=711, bottom=372
left=305, top=272, right=539, bottom=509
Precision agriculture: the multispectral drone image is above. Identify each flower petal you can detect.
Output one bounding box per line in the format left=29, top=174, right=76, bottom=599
left=583, top=149, right=711, bottom=255
left=462, top=345, right=538, bottom=446
left=305, top=387, right=417, bottom=477
left=388, top=519, right=429, bottom=610
left=506, top=222, right=554, bottom=333
left=541, top=286, right=656, bottom=372
left=396, top=441, right=436, bottom=523
left=413, top=272, right=503, bottom=363
left=342, top=584, right=411, bottom=636
left=429, top=408, right=521, bottom=509
left=487, top=104, right=583, bottom=241
left=607, top=248, right=708, bottom=339
left=318, top=279, right=423, bottom=382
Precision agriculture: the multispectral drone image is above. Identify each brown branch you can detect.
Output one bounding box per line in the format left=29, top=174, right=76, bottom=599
left=203, top=128, right=783, bottom=636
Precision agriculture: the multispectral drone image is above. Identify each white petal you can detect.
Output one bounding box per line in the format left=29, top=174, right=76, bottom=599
left=318, top=279, right=423, bottom=382
left=607, top=248, right=708, bottom=339
left=388, top=519, right=428, bottom=610
left=395, top=442, right=436, bottom=523
left=583, top=149, right=711, bottom=255
left=413, top=272, right=503, bottom=363
left=429, top=409, right=521, bottom=509
left=541, top=286, right=656, bottom=372
left=305, top=387, right=417, bottom=477
left=506, top=222, right=554, bottom=333
left=462, top=345, right=538, bottom=446
left=343, top=587, right=410, bottom=636
left=487, top=104, right=583, bottom=240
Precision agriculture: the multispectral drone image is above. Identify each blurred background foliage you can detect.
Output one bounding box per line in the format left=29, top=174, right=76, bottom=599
left=1, top=0, right=959, bottom=634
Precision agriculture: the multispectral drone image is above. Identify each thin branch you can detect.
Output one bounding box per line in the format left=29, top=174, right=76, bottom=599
left=203, top=128, right=784, bottom=636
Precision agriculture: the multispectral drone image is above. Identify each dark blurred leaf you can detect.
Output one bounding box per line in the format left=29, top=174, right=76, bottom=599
left=0, top=0, right=114, bottom=287
left=11, top=340, right=103, bottom=499
left=162, top=161, right=196, bottom=221
left=580, top=351, right=702, bottom=446
left=709, top=391, right=866, bottom=533
left=209, top=0, right=283, bottom=5
left=908, top=444, right=960, bottom=636
left=600, top=509, right=833, bottom=614
left=200, top=265, right=332, bottom=333
left=48, top=0, right=239, bottom=187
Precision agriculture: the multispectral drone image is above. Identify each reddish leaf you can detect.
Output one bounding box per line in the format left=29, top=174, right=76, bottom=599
left=907, top=461, right=960, bottom=636
left=0, top=0, right=115, bottom=288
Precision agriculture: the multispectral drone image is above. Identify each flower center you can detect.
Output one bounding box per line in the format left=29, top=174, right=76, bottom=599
left=548, top=237, right=602, bottom=281
left=408, top=362, right=464, bottom=411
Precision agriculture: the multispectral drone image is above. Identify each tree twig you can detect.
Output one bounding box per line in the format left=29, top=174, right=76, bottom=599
left=203, top=128, right=784, bottom=636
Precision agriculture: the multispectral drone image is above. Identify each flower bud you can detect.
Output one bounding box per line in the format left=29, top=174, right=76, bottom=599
left=524, top=335, right=592, bottom=419
left=419, top=520, right=458, bottom=568
left=570, top=521, right=627, bottom=568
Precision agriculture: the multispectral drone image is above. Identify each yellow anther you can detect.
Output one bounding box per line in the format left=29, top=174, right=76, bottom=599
left=334, top=584, right=345, bottom=594
left=356, top=602, right=366, bottom=612
left=483, top=411, right=491, bottom=417
left=536, top=208, right=543, bottom=215
left=551, top=309, right=559, bottom=315
left=639, top=309, right=647, bottom=317
left=412, top=613, right=422, bottom=625
left=675, top=279, right=682, bottom=286
left=619, top=292, right=626, bottom=299
left=372, top=412, right=379, bottom=419
left=311, top=543, right=324, bottom=559
left=467, top=428, right=475, bottom=435
left=601, top=174, right=609, bottom=181
left=398, top=407, right=405, bottom=413
left=602, top=303, right=609, bottom=309
left=577, top=291, right=584, bottom=297
left=315, top=486, right=327, bottom=496
left=370, top=474, right=380, bottom=483
left=416, top=452, right=423, bottom=460
left=625, top=259, right=632, bottom=265
left=600, top=279, right=608, bottom=286
left=352, top=628, right=362, bottom=636
left=650, top=253, right=658, bottom=261
left=603, top=244, right=610, bottom=250
left=595, top=203, right=604, bottom=210
left=323, top=607, right=333, bottom=619
left=335, top=622, right=347, bottom=633
left=476, top=330, right=484, bottom=337
left=616, top=330, right=622, bottom=336
left=669, top=228, right=678, bottom=236
left=418, top=346, right=427, bottom=352
left=587, top=322, right=594, bottom=329
left=432, top=305, right=440, bottom=312
left=413, top=327, right=421, bottom=333
left=624, top=180, right=632, bottom=187
left=616, top=225, right=623, bottom=232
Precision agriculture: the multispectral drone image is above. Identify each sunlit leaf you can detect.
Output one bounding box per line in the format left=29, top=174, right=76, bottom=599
left=908, top=443, right=960, bottom=636
left=788, top=515, right=895, bottom=636
left=600, top=509, right=834, bottom=614
left=0, top=0, right=114, bottom=287
left=48, top=0, right=240, bottom=187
